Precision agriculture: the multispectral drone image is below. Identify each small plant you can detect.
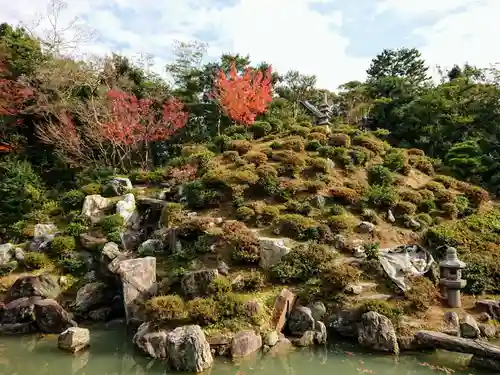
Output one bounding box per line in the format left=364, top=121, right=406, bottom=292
left=251, top=121, right=272, bottom=138
left=98, top=214, right=124, bottom=234
left=23, top=252, right=51, bottom=270
left=186, top=297, right=219, bottom=324
left=64, top=222, right=88, bottom=236
left=363, top=185, right=398, bottom=208
left=208, top=277, right=232, bottom=297
left=235, top=206, right=255, bottom=223
left=394, top=201, right=417, bottom=217
left=321, top=262, right=361, bottom=290
left=363, top=241, right=380, bottom=260
left=60, top=189, right=85, bottom=212
left=221, top=221, right=261, bottom=264
left=404, top=274, right=438, bottom=313
left=51, top=236, right=76, bottom=256
left=233, top=270, right=266, bottom=292
left=228, top=140, right=253, bottom=155
left=80, top=183, right=102, bottom=195
left=145, top=295, right=186, bottom=323
left=383, top=150, right=406, bottom=172
left=368, top=165, right=394, bottom=186
left=329, top=187, right=360, bottom=205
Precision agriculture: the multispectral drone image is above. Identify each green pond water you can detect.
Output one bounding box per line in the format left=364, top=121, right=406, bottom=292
left=0, top=327, right=489, bottom=375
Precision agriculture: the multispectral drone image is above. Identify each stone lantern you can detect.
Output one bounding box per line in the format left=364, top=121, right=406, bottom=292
left=439, top=247, right=467, bottom=308
left=317, top=92, right=332, bottom=125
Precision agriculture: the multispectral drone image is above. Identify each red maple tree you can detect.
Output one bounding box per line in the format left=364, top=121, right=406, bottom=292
left=0, top=56, right=34, bottom=152
left=101, top=90, right=188, bottom=146
left=37, top=89, right=188, bottom=169
left=212, top=62, right=273, bottom=125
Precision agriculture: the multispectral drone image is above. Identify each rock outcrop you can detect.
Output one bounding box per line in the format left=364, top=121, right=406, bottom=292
left=166, top=325, right=213, bottom=373
left=357, top=311, right=399, bottom=354
left=58, top=327, right=90, bottom=353
left=231, top=330, right=262, bottom=358
left=133, top=322, right=168, bottom=359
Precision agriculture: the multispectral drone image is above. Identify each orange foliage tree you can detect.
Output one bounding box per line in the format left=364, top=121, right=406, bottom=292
left=212, top=62, right=273, bottom=125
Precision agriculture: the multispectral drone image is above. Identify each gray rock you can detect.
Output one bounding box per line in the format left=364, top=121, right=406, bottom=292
left=5, top=274, right=61, bottom=303
left=387, top=209, right=396, bottom=223
left=13, top=247, right=24, bottom=262
left=108, top=177, right=133, bottom=196
left=34, top=223, right=58, bottom=238
left=406, top=219, right=421, bottom=230
left=82, top=195, right=113, bottom=223
left=181, top=269, right=218, bottom=298
left=58, top=327, right=90, bottom=353
left=117, top=257, right=157, bottom=323
left=166, top=325, right=213, bottom=372
left=443, top=311, right=460, bottom=328
left=287, top=306, right=315, bottom=336
left=116, top=194, right=140, bottom=229
left=478, top=312, right=492, bottom=322
left=476, top=300, right=500, bottom=320
left=308, top=301, right=326, bottom=321
left=332, top=234, right=347, bottom=250
left=328, top=309, right=358, bottom=338
left=264, top=331, right=279, bottom=347
left=479, top=323, right=497, bottom=338
left=345, top=284, right=363, bottom=295
left=1, top=297, right=39, bottom=324
left=314, top=321, right=327, bottom=344
left=0, top=244, right=13, bottom=264
left=133, top=322, right=168, bottom=359
left=231, top=330, right=262, bottom=358
left=292, top=331, right=316, bottom=347
left=79, top=234, right=107, bottom=250
left=357, top=221, right=375, bottom=233
left=34, top=299, right=77, bottom=333
left=258, top=237, right=291, bottom=270
left=217, top=261, right=230, bottom=276
left=74, top=282, right=110, bottom=314
left=138, top=239, right=163, bottom=256
left=460, top=314, right=480, bottom=339
left=207, top=333, right=233, bottom=356
left=270, top=288, right=297, bottom=333
left=357, top=311, right=399, bottom=354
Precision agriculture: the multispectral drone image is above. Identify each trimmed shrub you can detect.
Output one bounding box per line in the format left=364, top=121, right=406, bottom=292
left=465, top=185, right=489, bottom=207
left=281, top=137, right=305, bottom=152
left=425, top=181, right=445, bottom=192
left=307, top=132, right=327, bottom=143
left=352, top=135, right=385, bottom=154
left=394, top=201, right=417, bottom=217
left=243, top=151, right=268, bottom=166
left=228, top=140, right=252, bottom=155
left=327, top=215, right=356, bottom=233
left=321, top=262, right=361, bottom=290
left=329, top=133, right=351, bottom=147
left=398, top=189, right=422, bottom=205
left=363, top=185, right=398, bottom=208
left=270, top=243, right=337, bottom=283
left=235, top=206, right=254, bottom=223
left=145, top=295, right=186, bottom=323
left=232, top=270, right=266, bottom=292
left=51, top=236, right=76, bottom=256
left=407, top=148, right=425, bottom=156
left=329, top=187, right=360, bottom=205
left=305, top=140, right=322, bottom=151
left=275, top=214, right=320, bottom=241
left=98, top=214, right=124, bottom=234
left=221, top=221, right=261, bottom=264
left=383, top=150, right=406, bottom=172
left=23, top=252, right=50, bottom=270
left=419, top=199, right=437, bottom=213
left=251, top=121, right=272, bottom=138
left=186, top=298, right=219, bottom=324
left=80, top=183, right=102, bottom=195
left=367, top=165, right=394, bottom=186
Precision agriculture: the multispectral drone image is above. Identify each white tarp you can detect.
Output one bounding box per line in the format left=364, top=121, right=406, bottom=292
left=378, top=244, right=435, bottom=291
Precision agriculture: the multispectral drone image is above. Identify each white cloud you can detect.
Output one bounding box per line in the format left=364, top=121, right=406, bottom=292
left=377, top=0, right=500, bottom=73
left=0, top=0, right=366, bottom=90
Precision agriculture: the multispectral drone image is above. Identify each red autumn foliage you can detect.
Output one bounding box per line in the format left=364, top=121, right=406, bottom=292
left=168, top=164, right=197, bottom=184
left=0, top=60, right=33, bottom=119
left=101, top=90, right=188, bottom=146
left=212, top=62, right=273, bottom=125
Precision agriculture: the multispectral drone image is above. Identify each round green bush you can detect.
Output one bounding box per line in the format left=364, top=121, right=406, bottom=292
left=368, top=165, right=394, bottom=186
left=251, top=121, right=272, bottom=138
left=51, top=236, right=76, bottom=256
left=145, top=295, right=186, bottom=323
left=186, top=297, right=219, bottom=324
left=60, top=189, right=85, bottom=212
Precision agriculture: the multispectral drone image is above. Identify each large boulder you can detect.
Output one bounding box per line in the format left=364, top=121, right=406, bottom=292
left=270, top=288, right=297, bottom=333
left=117, top=257, right=156, bottom=323
left=133, top=322, right=168, bottom=359
left=476, top=300, right=500, bottom=320
left=74, top=282, right=111, bottom=314
left=287, top=306, right=315, bottom=336
left=34, top=299, right=77, bottom=333
left=166, top=325, right=213, bottom=373
left=82, top=195, right=113, bottom=223
left=58, top=327, right=90, bottom=353
left=357, top=311, right=399, bottom=354
left=138, top=239, right=163, bottom=256
left=79, top=234, right=107, bottom=251
left=460, top=314, right=480, bottom=339
left=116, top=193, right=140, bottom=229
left=1, top=297, right=39, bottom=325
left=0, top=243, right=13, bottom=265
left=108, top=177, right=133, bottom=196
left=258, top=237, right=291, bottom=270
left=231, top=330, right=263, bottom=358
left=5, top=274, right=61, bottom=303
left=30, top=223, right=58, bottom=251
left=181, top=269, right=218, bottom=298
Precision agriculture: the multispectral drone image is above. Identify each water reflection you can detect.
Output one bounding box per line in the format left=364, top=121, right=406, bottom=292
left=0, top=328, right=488, bottom=375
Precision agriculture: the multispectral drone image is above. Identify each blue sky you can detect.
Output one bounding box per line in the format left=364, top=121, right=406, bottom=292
left=1, top=0, right=498, bottom=89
